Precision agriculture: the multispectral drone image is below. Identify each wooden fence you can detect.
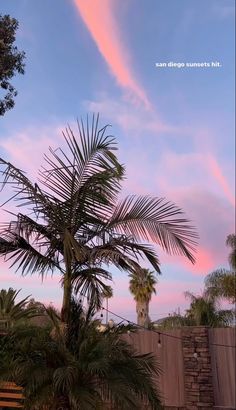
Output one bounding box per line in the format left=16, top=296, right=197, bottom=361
left=0, top=327, right=235, bottom=409
left=125, top=327, right=235, bottom=409
left=209, top=327, right=236, bottom=409
left=0, top=382, right=24, bottom=408
left=124, top=329, right=185, bottom=408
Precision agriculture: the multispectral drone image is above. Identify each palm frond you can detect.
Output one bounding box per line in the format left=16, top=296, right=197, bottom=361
left=106, top=195, right=197, bottom=263
left=72, top=267, right=112, bottom=309
left=0, top=230, right=59, bottom=278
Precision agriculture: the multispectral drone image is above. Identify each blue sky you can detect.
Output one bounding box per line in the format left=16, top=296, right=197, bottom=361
left=0, top=0, right=235, bottom=320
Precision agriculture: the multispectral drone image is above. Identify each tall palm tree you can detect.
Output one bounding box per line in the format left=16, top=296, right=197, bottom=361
left=0, top=299, right=163, bottom=410
left=0, top=115, right=197, bottom=323
left=0, top=288, right=38, bottom=329
left=129, top=268, right=157, bottom=328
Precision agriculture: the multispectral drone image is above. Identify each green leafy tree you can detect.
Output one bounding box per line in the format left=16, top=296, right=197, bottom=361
left=0, top=14, right=25, bottom=116
left=0, top=116, right=197, bottom=323
left=0, top=288, right=38, bottom=329
left=129, top=268, right=157, bottom=328
left=0, top=299, right=163, bottom=410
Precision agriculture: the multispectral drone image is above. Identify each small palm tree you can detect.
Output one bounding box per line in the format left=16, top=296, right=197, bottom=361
left=184, top=291, right=234, bottom=327
left=205, top=268, right=236, bottom=304
left=129, top=268, right=157, bottom=328
left=0, top=299, right=163, bottom=410
left=226, top=233, right=236, bottom=270
left=0, top=288, right=38, bottom=329
left=205, top=234, right=236, bottom=304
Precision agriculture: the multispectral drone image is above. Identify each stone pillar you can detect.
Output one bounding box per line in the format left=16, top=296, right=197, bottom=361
left=182, top=326, right=214, bottom=410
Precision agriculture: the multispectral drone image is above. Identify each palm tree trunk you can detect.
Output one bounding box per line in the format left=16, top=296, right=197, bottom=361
left=136, top=300, right=150, bottom=328
left=61, top=266, right=72, bottom=323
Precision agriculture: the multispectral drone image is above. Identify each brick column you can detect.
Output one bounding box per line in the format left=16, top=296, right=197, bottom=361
left=182, top=326, right=214, bottom=410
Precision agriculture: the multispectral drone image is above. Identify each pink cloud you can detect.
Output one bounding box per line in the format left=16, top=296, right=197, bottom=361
left=180, top=247, right=217, bottom=275
left=120, top=147, right=234, bottom=274
left=85, top=96, right=176, bottom=135
left=74, top=0, right=151, bottom=109
left=207, top=155, right=235, bottom=207
left=0, top=126, right=63, bottom=178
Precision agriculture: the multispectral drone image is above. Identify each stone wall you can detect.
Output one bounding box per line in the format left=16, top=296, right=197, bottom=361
left=182, top=327, right=214, bottom=410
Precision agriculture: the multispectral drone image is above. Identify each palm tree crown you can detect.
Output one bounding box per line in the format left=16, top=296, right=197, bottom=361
left=0, top=115, right=197, bottom=323
left=205, top=234, right=236, bottom=304
left=129, top=269, right=157, bottom=303
left=129, top=268, right=157, bottom=328
left=226, top=233, right=236, bottom=270
left=0, top=288, right=38, bottom=329
left=184, top=291, right=234, bottom=327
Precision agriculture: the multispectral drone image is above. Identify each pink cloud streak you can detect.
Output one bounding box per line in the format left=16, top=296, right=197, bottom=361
left=74, top=0, right=151, bottom=109
left=207, top=155, right=235, bottom=207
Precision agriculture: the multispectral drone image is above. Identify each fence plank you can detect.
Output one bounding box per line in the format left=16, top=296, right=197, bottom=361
left=209, top=327, right=236, bottom=409
left=0, top=401, right=23, bottom=408
left=124, top=329, right=185, bottom=407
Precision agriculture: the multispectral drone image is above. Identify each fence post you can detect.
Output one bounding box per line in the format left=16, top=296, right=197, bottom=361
left=182, top=326, right=214, bottom=410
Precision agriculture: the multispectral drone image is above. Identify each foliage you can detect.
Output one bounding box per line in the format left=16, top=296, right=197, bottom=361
left=158, top=314, right=193, bottom=329
left=129, top=268, right=157, bottom=303
left=0, top=14, right=25, bottom=116
left=159, top=291, right=234, bottom=329
left=0, top=299, right=163, bottom=410
left=0, top=288, right=39, bottom=329
left=184, top=291, right=234, bottom=327
left=226, top=233, right=236, bottom=270
left=205, top=268, right=236, bottom=304
left=205, top=234, right=236, bottom=304
left=0, top=115, right=197, bottom=323
left=129, top=268, right=157, bottom=328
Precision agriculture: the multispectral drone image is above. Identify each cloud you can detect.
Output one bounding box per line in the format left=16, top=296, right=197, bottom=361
left=120, top=146, right=234, bottom=273
left=156, top=150, right=234, bottom=208
left=0, top=125, right=63, bottom=178
left=207, top=155, right=235, bottom=207
left=85, top=96, right=176, bottom=136
left=73, top=0, right=151, bottom=109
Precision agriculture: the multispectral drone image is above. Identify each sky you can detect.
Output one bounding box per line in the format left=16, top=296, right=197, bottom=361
left=0, top=0, right=235, bottom=322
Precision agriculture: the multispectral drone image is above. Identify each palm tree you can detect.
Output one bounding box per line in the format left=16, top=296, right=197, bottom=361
left=0, top=288, right=38, bottom=329
left=0, top=115, right=197, bottom=323
left=0, top=299, right=163, bottom=410
left=205, top=234, right=236, bottom=304
left=129, top=268, right=157, bottom=328
left=205, top=268, right=236, bottom=304
left=160, top=292, right=234, bottom=329
left=184, top=291, right=234, bottom=327
left=226, top=233, right=236, bottom=270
